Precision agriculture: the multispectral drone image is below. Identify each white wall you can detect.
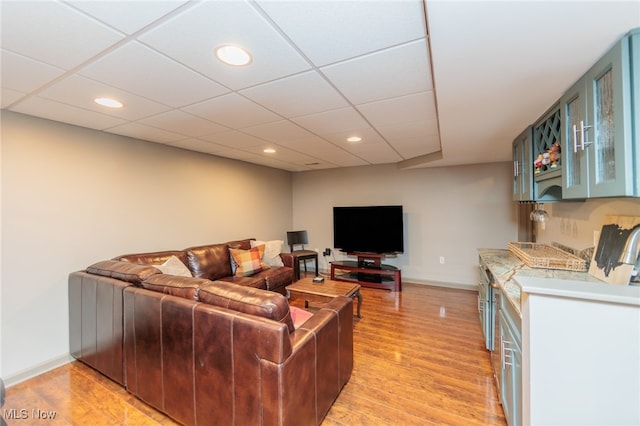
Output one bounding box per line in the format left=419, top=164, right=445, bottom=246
left=538, top=198, right=640, bottom=250
left=292, top=162, right=518, bottom=287
left=0, top=111, right=292, bottom=382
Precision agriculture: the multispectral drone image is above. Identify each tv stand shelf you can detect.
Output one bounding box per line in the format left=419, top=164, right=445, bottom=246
left=330, top=253, right=401, bottom=291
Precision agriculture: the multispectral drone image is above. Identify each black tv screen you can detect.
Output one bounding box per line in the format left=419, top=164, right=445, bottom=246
left=333, top=205, right=404, bottom=254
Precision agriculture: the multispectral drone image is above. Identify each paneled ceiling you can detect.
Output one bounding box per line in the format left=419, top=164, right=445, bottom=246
left=2, top=1, right=638, bottom=172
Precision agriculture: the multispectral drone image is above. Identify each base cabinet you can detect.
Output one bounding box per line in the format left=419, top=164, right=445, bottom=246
left=496, top=292, right=522, bottom=426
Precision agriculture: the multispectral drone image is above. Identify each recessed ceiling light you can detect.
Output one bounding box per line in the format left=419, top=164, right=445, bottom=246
left=263, top=148, right=276, bottom=154
left=94, top=97, right=123, bottom=108
left=347, top=136, right=362, bottom=142
left=215, top=45, right=252, bottom=66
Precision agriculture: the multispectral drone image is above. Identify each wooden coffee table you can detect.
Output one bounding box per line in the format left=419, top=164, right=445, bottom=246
left=287, top=277, right=362, bottom=318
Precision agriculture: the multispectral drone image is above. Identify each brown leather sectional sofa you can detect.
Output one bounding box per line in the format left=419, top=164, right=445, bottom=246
left=68, top=238, right=353, bottom=425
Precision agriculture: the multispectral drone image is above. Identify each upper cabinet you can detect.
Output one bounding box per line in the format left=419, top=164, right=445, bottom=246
left=532, top=105, right=563, bottom=201
left=560, top=28, right=639, bottom=199
left=512, top=107, right=563, bottom=203
left=512, top=127, right=533, bottom=201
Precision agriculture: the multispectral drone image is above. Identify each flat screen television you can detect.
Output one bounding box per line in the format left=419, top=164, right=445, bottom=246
left=333, top=205, right=404, bottom=254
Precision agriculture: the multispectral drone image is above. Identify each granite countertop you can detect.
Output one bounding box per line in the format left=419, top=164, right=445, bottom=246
left=478, top=248, right=610, bottom=316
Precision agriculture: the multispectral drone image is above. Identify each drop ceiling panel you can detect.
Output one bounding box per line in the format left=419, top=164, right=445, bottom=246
left=38, top=75, right=171, bottom=120
left=138, top=1, right=311, bottom=90
left=319, top=127, right=386, bottom=146
left=357, top=91, right=436, bottom=127
left=391, top=134, right=441, bottom=159
left=242, top=145, right=319, bottom=164
left=239, top=70, right=348, bottom=118
left=1, top=88, right=24, bottom=108
left=377, top=118, right=438, bottom=142
left=291, top=107, right=369, bottom=136
left=200, top=130, right=269, bottom=149
left=256, top=0, right=426, bottom=66
left=139, top=110, right=229, bottom=138
left=105, top=122, right=186, bottom=143
left=321, top=40, right=432, bottom=105
left=184, top=93, right=281, bottom=129
left=0, top=50, right=65, bottom=95
left=11, top=97, right=127, bottom=130
left=67, top=0, right=190, bottom=35
left=240, top=120, right=318, bottom=144
left=166, top=138, right=230, bottom=155
left=0, top=1, right=124, bottom=70
left=79, top=42, right=228, bottom=107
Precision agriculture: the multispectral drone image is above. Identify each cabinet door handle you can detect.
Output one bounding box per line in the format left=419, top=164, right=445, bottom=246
left=580, top=120, right=592, bottom=150
left=572, top=124, right=579, bottom=153
left=502, top=340, right=514, bottom=367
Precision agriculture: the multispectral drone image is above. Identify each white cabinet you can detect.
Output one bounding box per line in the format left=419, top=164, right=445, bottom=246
left=561, top=28, right=639, bottom=198
left=519, top=278, right=640, bottom=425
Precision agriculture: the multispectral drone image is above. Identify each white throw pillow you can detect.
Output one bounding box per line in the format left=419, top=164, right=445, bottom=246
left=251, top=239, right=284, bottom=267
left=155, top=255, right=192, bottom=277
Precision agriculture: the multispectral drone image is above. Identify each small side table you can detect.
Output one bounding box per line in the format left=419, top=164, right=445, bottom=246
left=290, top=250, right=318, bottom=280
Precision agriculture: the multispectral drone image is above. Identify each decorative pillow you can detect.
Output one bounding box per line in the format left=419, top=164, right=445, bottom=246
left=154, top=255, right=192, bottom=277
left=251, top=239, right=285, bottom=267
left=229, top=245, right=269, bottom=277
left=290, top=306, right=314, bottom=329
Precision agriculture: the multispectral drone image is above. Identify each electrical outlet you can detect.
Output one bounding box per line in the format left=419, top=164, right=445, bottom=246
left=323, top=248, right=331, bottom=256
left=439, top=256, right=445, bottom=264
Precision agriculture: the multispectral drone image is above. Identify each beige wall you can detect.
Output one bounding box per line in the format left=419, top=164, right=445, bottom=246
left=292, top=162, right=519, bottom=287
left=0, top=111, right=292, bottom=380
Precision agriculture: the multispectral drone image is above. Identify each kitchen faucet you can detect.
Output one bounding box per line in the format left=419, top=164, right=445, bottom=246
left=619, top=224, right=640, bottom=265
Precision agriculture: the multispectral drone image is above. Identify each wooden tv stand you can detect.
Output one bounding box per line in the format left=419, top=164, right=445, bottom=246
left=330, top=253, right=401, bottom=291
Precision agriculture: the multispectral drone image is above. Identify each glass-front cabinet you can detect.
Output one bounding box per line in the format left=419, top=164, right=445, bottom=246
left=561, top=28, right=639, bottom=198
left=512, top=127, right=533, bottom=201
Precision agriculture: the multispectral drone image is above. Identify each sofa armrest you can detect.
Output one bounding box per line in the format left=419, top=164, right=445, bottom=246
left=270, top=296, right=353, bottom=424
left=296, top=296, right=353, bottom=386
left=279, top=252, right=295, bottom=269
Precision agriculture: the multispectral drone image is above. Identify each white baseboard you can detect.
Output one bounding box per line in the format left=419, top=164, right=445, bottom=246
left=3, top=354, right=73, bottom=387
left=404, top=279, right=476, bottom=291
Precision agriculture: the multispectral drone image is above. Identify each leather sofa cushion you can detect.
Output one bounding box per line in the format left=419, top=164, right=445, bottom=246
left=253, top=267, right=293, bottom=294
left=141, top=274, right=209, bottom=301
left=198, top=281, right=295, bottom=333
left=185, top=243, right=232, bottom=280
left=185, top=239, right=253, bottom=280
left=217, top=275, right=266, bottom=289
left=86, top=260, right=160, bottom=285
left=116, top=250, right=189, bottom=268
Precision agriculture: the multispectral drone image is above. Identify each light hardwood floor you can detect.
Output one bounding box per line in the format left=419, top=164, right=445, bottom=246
left=2, top=282, right=506, bottom=425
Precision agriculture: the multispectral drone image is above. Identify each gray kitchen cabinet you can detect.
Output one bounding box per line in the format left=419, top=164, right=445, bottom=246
left=561, top=28, right=639, bottom=198
left=498, top=291, right=522, bottom=426
left=532, top=104, right=563, bottom=201
left=512, top=127, right=534, bottom=202
left=512, top=119, right=562, bottom=202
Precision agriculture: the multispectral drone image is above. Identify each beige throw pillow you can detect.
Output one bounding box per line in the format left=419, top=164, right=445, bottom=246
left=155, top=255, right=192, bottom=277
left=251, top=239, right=284, bottom=267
